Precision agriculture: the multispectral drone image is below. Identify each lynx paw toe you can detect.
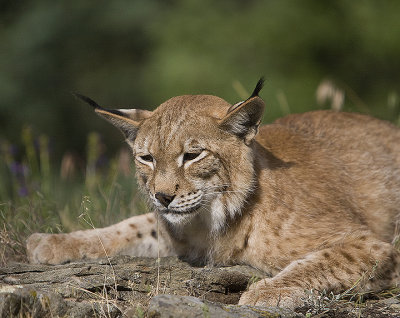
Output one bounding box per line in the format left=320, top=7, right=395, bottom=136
left=239, top=285, right=304, bottom=309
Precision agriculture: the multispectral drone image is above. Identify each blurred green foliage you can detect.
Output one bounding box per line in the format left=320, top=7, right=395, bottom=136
left=1, top=0, right=399, bottom=159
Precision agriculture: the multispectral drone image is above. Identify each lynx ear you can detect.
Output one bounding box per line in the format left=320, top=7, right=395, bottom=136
left=74, top=93, right=152, bottom=140
left=219, top=78, right=265, bottom=145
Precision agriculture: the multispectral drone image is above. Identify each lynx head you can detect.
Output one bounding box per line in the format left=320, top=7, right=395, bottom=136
left=75, top=79, right=265, bottom=233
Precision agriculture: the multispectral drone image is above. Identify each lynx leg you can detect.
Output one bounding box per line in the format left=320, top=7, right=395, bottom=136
left=239, top=233, right=400, bottom=309
left=27, top=213, right=175, bottom=264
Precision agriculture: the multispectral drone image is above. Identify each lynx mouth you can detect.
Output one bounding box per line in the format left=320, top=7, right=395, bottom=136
left=160, top=205, right=201, bottom=215
left=158, top=204, right=203, bottom=225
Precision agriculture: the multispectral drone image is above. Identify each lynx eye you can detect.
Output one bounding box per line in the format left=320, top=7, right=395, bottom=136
left=178, top=148, right=207, bottom=167
left=139, top=154, right=153, bottom=162
left=183, top=152, right=201, bottom=162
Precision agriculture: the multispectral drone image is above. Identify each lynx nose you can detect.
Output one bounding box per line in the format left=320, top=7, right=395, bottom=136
left=155, top=192, right=176, bottom=208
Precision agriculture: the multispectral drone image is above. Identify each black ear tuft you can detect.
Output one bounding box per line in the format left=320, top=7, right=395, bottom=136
left=73, top=93, right=101, bottom=109
left=250, top=77, right=265, bottom=98
left=73, top=93, right=125, bottom=116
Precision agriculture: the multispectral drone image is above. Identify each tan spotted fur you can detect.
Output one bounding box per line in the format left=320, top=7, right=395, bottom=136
left=27, top=83, right=400, bottom=308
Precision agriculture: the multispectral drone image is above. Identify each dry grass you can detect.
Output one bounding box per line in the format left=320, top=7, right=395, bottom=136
left=0, top=129, right=147, bottom=267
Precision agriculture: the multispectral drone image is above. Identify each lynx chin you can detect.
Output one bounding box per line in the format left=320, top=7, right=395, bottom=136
left=27, top=79, right=400, bottom=309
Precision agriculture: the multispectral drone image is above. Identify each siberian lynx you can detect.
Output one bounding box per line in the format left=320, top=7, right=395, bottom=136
left=27, top=79, right=400, bottom=309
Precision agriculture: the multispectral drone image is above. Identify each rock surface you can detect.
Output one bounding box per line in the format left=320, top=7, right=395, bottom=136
left=1, top=256, right=400, bottom=317
left=148, top=294, right=303, bottom=318
left=0, top=256, right=272, bottom=317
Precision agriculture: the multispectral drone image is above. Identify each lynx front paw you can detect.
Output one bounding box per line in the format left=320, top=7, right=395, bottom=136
left=239, top=279, right=305, bottom=309
left=27, top=233, right=80, bottom=264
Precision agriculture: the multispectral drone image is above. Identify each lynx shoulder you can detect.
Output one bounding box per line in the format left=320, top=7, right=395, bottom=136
left=27, top=80, right=400, bottom=309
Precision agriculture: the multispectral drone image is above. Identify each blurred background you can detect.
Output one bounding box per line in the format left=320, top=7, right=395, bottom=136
left=1, top=0, right=400, bottom=263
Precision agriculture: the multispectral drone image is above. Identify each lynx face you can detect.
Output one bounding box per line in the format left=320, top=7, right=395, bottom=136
left=75, top=82, right=265, bottom=233
left=134, top=132, right=228, bottom=224
left=133, top=109, right=246, bottom=229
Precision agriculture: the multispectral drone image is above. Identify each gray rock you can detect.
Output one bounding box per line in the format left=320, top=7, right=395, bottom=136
left=148, top=294, right=303, bottom=318
left=2, top=257, right=400, bottom=317
left=0, top=256, right=267, bottom=317
left=0, top=290, right=121, bottom=318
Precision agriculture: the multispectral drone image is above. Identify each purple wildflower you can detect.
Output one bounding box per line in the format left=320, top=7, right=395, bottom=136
left=18, top=186, right=29, bottom=197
